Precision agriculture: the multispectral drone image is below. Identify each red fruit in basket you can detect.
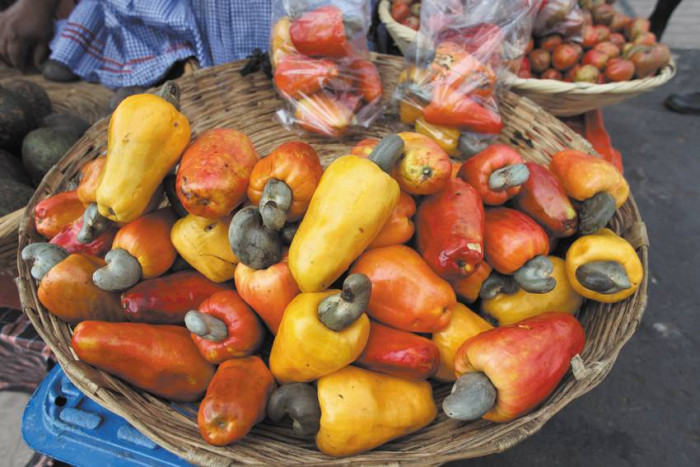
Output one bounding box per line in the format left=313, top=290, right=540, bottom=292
left=391, top=1, right=412, bottom=23
left=541, top=69, right=563, bottom=80
left=295, top=92, right=354, bottom=137
left=50, top=218, right=117, bottom=258
left=529, top=49, right=551, bottom=73
left=594, top=25, right=611, bottom=43
left=628, top=46, right=661, bottom=78
left=525, top=37, right=534, bottom=54
left=634, top=32, right=657, bottom=46
left=609, top=33, right=626, bottom=50
left=539, top=34, right=563, bottom=53
left=583, top=50, right=610, bottom=70
left=564, top=64, right=582, bottom=82
left=574, top=64, right=601, bottom=83
left=609, top=13, right=630, bottom=33
left=483, top=207, right=549, bottom=275
left=518, top=68, right=532, bottom=79
left=591, top=4, right=615, bottom=26
left=552, top=44, right=580, bottom=71
left=274, top=55, right=339, bottom=99
left=652, top=43, right=671, bottom=68
left=582, top=10, right=593, bottom=26
left=35, top=191, right=85, bottom=240
left=595, top=41, right=621, bottom=58
left=582, top=25, right=598, bottom=48
left=290, top=5, right=349, bottom=58
left=350, top=59, right=383, bottom=103
left=402, top=16, right=420, bottom=31
left=625, top=17, right=650, bottom=41
left=518, top=56, right=532, bottom=78
left=604, top=58, right=635, bottom=82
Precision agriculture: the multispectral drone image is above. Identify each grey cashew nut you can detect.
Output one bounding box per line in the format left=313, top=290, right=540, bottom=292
left=479, top=271, right=519, bottom=300
left=514, top=255, right=557, bottom=294
left=318, top=274, right=372, bottom=331
left=575, top=260, right=631, bottom=294
left=368, top=134, right=405, bottom=174
left=280, top=221, right=300, bottom=246
left=154, top=80, right=181, bottom=110
left=184, top=310, right=228, bottom=342
left=92, top=248, right=142, bottom=292
left=267, top=383, right=321, bottom=439
left=443, top=372, right=497, bottom=422
left=77, top=203, right=114, bottom=244
left=578, top=191, right=616, bottom=235
left=458, top=133, right=491, bottom=158
left=21, top=243, right=69, bottom=281
left=228, top=206, right=282, bottom=270
left=488, top=164, right=530, bottom=191
left=259, top=179, right=293, bottom=231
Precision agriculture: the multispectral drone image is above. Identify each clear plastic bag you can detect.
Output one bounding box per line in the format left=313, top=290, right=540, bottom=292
left=394, top=0, right=541, bottom=156
left=532, top=0, right=584, bottom=42
left=270, top=0, right=384, bottom=138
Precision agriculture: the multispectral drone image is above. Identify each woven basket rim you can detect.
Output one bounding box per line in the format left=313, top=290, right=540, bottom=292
left=508, top=58, right=676, bottom=95
left=378, top=0, right=419, bottom=52
left=16, top=54, right=649, bottom=465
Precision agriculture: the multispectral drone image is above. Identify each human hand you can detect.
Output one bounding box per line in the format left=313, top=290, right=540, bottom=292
left=0, top=0, right=58, bottom=70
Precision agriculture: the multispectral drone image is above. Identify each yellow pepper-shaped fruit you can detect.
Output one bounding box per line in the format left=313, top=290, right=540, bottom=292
left=96, top=82, right=191, bottom=223
left=414, top=117, right=460, bottom=156
left=432, top=303, right=493, bottom=382
left=316, top=366, right=436, bottom=457
left=482, top=257, right=583, bottom=325
left=566, top=228, right=643, bottom=303
left=289, top=136, right=403, bottom=292
left=270, top=291, right=370, bottom=383
left=171, top=214, right=238, bottom=283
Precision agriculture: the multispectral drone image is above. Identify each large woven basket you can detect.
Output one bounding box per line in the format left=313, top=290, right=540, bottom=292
left=378, top=0, right=418, bottom=54
left=0, top=70, right=112, bottom=273
left=17, top=54, right=648, bottom=465
left=507, top=59, right=676, bottom=117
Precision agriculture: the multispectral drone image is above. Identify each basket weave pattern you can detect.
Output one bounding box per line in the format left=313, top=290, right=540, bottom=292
left=17, top=55, right=648, bottom=465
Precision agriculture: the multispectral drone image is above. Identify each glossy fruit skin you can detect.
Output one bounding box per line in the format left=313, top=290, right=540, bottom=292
left=112, top=208, right=177, bottom=279
left=76, top=157, right=105, bottom=206
left=270, top=16, right=297, bottom=68
left=484, top=208, right=550, bottom=275
left=289, top=5, right=349, bottom=58
left=247, top=141, right=323, bottom=222
left=39, top=253, right=124, bottom=323
left=604, top=58, right=635, bottom=82
left=350, top=59, right=383, bottom=103
left=50, top=218, right=117, bottom=257
left=295, top=92, right=354, bottom=137
left=351, top=138, right=379, bottom=157
left=121, top=271, right=231, bottom=324
left=273, top=55, right=339, bottom=99
left=624, top=17, right=650, bottom=41
left=414, top=117, right=460, bottom=156
left=450, top=262, right=492, bottom=303
left=582, top=25, right=598, bottom=48
left=529, top=49, right=551, bottom=73
left=583, top=50, right=609, bottom=70
left=198, top=356, right=275, bottom=446
left=575, top=64, right=601, bottom=83
left=190, top=290, right=265, bottom=364
left=269, top=290, right=370, bottom=383
left=549, top=149, right=629, bottom=208
left=316, top=366, right=436, bottom=457
left=552, top=44, right=581, bottom=71
left=565, top=228, right=643, bottom=303
left=540, top=34, right=563, bottom=52
left=234, top=250, right=300, bottom=334
left=541, top=69, right=563, bottom=80
left=351, top=245, right=455, bottom=333
left=356, top=321, right=440, bottom=380
left=422, top=86, right=503, bottom=135
left=35, top=190, right=84, bottom=239
left=176, top=129, right=259, bottom=218
left=97, top=92, right=190, bottom=223
left=394, top=132, right=452, bottom=196
left=594, top=25, right=611, bottom=43
left=289, top=155, right=399, bottom=292
left=72, top=321, right=215, bottom=402
left=481, top=257, right=583, bottom=325
left=594, top=41, right=621, bottom=59
left=512, top=162, right=578, bottom=238
left=368, top=191, right=416, bottom=249
left=609, top=33, right=626, bottom=50
left=416, top=177, right=484, bottom=280
left=457, top=143, right=526, bottom=205
left=454, top=312, right=585, bottom=422
left=432, top=303, right=493, bottom=382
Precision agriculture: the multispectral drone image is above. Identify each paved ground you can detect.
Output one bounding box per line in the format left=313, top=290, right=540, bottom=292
left=450, top=49, right=700, bottom=467
left=624, top=0, right=700, bottom=49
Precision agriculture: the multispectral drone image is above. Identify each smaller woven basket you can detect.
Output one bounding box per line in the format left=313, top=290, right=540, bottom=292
left=378, top=0, right=418, bottom=54
left=507, top=59, right=677, bottom=117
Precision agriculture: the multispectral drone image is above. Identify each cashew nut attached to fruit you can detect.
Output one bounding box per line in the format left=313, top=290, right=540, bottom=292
left=443, top=372, right=497, bottom=422
left=92, top=248, right=142, bottom=292
left=575, top=260, right=631, bottom=295
left=368, top=134, right=405, bottom=174
left=267, top=383, right=321, bottom=438
left=577, top=191, right=617, bottom=235
left=317, top=274, right=372, bottom=331
left=78, top=203, right=114, bottom=244
left=488, top=163, right=530, bottom=191
left=228, top=206, right=282, bottom=270
left=21, top=243, right=69, bottom=281
left=184, top=310, right=228, bottom=342
left=514, top=255, right=557, bottom=294
left=480, top=271, right=519, bottom=300
left=259, top=179, right=293, bottom=231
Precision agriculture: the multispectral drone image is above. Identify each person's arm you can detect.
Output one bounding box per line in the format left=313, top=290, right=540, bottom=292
left=0, top=0, right=59, bottom=70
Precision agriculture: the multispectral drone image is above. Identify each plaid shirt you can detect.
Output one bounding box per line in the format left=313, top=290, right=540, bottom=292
left=49, top=0, right=272, bottom=89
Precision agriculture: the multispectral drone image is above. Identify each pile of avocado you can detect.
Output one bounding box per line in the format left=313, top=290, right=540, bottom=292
left=0, top=80, right=89, bottom=216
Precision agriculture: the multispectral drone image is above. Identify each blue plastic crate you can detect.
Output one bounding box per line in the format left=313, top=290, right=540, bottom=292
left=22, top=365, right=192, bottom=467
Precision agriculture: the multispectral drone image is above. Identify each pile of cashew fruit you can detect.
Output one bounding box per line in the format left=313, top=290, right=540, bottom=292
left=23, top=81, right=642, bottom=457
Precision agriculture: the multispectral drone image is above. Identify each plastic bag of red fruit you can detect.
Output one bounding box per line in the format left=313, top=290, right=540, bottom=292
left=269, top=0, right=384, bottom=138
left=393, top=0, right=541, bottom=157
